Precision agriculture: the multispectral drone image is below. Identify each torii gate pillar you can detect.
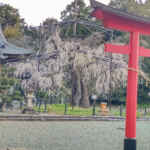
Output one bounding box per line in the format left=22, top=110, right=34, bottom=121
left=124, top=32, right=139, bottom=150
left=90, top=0, right=150, bottom=150
left=105, top=31, right=141, bottom=150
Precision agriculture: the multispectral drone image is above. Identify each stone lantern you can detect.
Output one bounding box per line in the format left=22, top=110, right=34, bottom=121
left=26, top=90, right=34, bottom=108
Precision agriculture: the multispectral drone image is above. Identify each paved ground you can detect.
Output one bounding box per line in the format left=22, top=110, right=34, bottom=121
left=0, top=121, right=150, bottom=150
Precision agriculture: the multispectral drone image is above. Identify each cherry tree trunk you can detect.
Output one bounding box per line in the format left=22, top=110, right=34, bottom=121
left=71, top=69, right=82, bottom=106
left=1, top=103, right=7, bottom=112
left=80, top=79, right=90, bottom=108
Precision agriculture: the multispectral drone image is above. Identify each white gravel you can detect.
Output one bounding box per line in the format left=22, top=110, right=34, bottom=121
left=0, top=121, right=149, bottom=150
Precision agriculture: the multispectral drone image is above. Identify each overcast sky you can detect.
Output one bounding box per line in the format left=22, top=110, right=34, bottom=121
left=0, top=0, right=110, bottom=26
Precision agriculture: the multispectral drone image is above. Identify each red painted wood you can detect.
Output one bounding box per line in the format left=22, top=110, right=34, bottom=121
left=92, top=9, right=150, bottom=35
left=140, top=47, right=150, bottom=57
left=91, top=9, right=103, bottom=20
left=105, top=44, right=130, bottom=55
left=125, top=32, right=139, bottom=138
left=105, top=44, right=150, bottom=57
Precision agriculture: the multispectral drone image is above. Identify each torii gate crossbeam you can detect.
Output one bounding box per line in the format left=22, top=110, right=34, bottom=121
left=90, top=1, right=150, bottom=150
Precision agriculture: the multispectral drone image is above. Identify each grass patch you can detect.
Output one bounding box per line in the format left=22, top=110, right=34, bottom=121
left=34, top=104, right=100, bottom=116
left=33, top=104, right=150, bottom=117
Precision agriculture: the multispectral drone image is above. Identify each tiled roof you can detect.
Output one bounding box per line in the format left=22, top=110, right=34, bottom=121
left=0, top=25, right=33, bottom=55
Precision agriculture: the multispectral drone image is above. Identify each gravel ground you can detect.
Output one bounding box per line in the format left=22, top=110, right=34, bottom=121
left=0, top=121, right=149, bottom=150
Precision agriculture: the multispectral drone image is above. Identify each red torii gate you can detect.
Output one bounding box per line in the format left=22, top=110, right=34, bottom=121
left=90, top=0, right=150, bottom=150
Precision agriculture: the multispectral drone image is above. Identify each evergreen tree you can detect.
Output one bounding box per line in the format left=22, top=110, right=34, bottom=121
left=110, top=0, right=150, bottom=16
left=0, top=66, right=24, bottom=111
left=60, top=0, right=95, bottom=38
left=0, top=4, right=24, bottom=38
left=110, top=0, right=129, bottom=11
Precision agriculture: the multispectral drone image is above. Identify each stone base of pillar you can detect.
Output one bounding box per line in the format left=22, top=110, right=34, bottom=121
left=22, top=107, right=35, bottom=114
left=124, top=138, right=136, bottom=150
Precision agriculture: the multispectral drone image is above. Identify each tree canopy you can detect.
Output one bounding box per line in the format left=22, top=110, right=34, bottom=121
left=0, top=3, right=24, bottom=38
